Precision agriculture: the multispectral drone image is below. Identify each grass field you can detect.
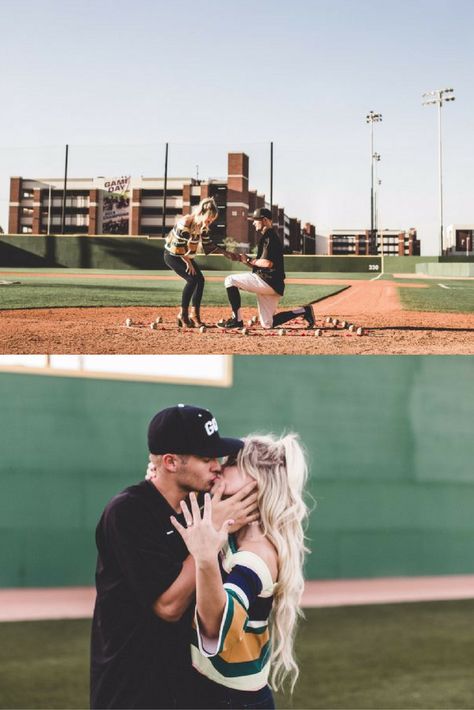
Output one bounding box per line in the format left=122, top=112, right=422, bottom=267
left=0, top=270, right=347, bottom=310
left=1, top=268, right=473, bottom=313
left=396, top=279, right=474, bottom=314
left=1, top=600, right=473, bottom=709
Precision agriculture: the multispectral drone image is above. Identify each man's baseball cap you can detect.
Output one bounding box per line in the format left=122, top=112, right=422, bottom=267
left=148, top=404, right=244, bottom=458
left=248, top=207, right=272, bottom=221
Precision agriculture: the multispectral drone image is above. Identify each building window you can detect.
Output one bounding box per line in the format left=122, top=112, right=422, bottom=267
left=0, top=355, right=233, bottom=387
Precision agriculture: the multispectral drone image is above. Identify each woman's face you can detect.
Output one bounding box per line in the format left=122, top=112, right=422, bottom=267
left=221, top=456, right=254, bottom=496
left=198, top=212, right=216, bottom=227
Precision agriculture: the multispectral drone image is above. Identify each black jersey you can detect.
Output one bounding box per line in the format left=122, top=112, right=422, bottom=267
left=253, top=228, right=285, bottom=296
left=90, top=481, right=194, bottom=709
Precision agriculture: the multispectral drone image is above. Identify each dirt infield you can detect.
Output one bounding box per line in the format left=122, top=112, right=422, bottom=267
left=2, top=576, right=474, bottom=621
left=1, top=281, right=473, bottom=354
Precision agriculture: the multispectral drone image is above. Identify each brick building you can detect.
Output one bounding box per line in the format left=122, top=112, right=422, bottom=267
left=329, top=229, right=420, bottom=256
left=445, top=225, right=473, bottom=256
left=8, top=153, right=314, bottom=253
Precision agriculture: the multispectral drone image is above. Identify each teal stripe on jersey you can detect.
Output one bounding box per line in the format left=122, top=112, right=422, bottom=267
left=206, top=640, right=271, bottom=678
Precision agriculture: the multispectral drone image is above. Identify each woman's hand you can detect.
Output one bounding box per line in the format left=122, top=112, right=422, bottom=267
left=145, top=456, right=157, bottom=480
left=184, top=258, right=196, bottom=276
left=171, top=492, right=233, bottom=563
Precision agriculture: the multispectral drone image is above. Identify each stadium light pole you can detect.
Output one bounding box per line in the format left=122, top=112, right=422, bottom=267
left=422, top=88, right=455, bottom=256
left=162, top=142, right=169, bottom=238
left=61, top=144, right=69, bottom=235
left=366, top=111, right=382, bottom=249
left=270, top=141, right=274, bottom=215
left=373, top=152, right=381, bottom=236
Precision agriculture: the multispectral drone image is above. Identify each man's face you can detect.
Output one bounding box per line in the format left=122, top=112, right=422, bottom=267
left=174, top=454, right=222, bottom=493
left=253, top=218, right=264, bottom=232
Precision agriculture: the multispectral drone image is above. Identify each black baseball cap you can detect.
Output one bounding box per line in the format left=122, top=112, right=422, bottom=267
left=148, top=404, right=244, bottom=458
left=248, top=207, right=272, bottom=221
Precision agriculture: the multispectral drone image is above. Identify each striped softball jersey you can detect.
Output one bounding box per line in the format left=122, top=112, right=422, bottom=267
left=165, top=218, right=215, bottom=257
left=191, top=534, right=277, bottom=691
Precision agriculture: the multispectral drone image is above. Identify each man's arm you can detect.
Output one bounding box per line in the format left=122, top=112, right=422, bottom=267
left=239, top=254, right=273, bottom=268
left=153, top=554, right=196, bottom=622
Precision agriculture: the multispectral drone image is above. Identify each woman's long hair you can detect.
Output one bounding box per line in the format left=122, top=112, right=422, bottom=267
left=236, top=433, right=310, bottom=693
left=190, top=197, right=218, bottom=229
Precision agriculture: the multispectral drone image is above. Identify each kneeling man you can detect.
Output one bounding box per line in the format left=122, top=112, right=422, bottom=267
left=218, top=208, right=315, bottom=329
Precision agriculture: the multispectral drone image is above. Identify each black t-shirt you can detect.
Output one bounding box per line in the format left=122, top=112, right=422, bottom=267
left=253, top=228, right=285, bottom=296
left=90, top=481, right=194, bottom=710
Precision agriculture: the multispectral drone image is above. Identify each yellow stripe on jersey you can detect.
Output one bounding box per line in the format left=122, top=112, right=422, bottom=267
left=191, top=540, right=275, bottom=690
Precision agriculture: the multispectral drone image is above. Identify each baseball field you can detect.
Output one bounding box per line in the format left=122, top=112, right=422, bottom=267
left=2, top=600, right=473, bottom=709
left=1, top=268, right=473, bottom=354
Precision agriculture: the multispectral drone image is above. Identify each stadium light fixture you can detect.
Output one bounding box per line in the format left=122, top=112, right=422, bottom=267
left=366, top=112, right=383, bottom=246
left=422, top=88, right=456, bottom=256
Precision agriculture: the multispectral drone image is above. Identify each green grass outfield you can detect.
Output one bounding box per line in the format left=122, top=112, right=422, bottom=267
left=0, top=269, right=350, bottom=310
left=1, top=600, right=473, bottom=709
left=1, top=269, right=473, bottom=312
left=394, top=278, right=474, bottom=314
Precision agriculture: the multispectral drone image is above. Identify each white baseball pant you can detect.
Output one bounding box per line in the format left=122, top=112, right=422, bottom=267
left=224, top=272, right=280, bottom=329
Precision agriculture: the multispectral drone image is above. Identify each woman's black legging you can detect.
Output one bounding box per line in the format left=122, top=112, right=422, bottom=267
left=164, top=252, right=205, bottom=309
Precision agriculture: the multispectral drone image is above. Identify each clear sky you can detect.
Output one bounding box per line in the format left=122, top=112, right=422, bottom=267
left=1, top=0, right=473, bottom=254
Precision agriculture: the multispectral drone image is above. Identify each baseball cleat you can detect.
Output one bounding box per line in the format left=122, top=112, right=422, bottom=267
left=251, top=315, right=258, bottom=324
left=340, top=320, right=347, bottom=329
left=325, top=316, right=332, bottom=324
left=150, top=322, right=157, bottom=330
left=356, top=327, right=364, bottom=336
left=303, top=305, right=316, bottom=328
left=217, top=317, right=244, bottom=329
left=155, top=316, right=163, bottom=324
left=240, top=327, right=248, bottom=335
left=199, top=325, right=206, bottom=334
left=125, top=318, right=132, bottom=327
left=348, top=324, right=355, bottom=332
left=314, top=329, right=322, bottom=336
left=278, top=328, right=286, bottom=336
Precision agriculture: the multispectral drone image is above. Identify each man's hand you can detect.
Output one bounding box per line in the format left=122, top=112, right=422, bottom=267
left=239, top=253, right=254, bottom=266
left=211, top=479, right=259, bottom=533
left=221, top=250, right=240, bottom=262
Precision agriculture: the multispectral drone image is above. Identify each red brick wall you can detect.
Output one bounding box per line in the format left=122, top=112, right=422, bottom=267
left=32, top=188, right=42, bottom=233
left=8, top=178, right=22, bottom=233
left=182, top=184, right=191, bottom=215
left=226, top=153, right=249, bottom=244
left=89, top=189, right=99, bottom=235
left=130, top=189, right=142, bottom=235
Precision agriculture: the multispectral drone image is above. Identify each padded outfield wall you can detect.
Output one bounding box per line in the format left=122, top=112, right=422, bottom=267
left=1, top=356, right=473, bottom=587
left=2, top=235, right=474, bottom=272
left=0, top=235, right=380, bottom=272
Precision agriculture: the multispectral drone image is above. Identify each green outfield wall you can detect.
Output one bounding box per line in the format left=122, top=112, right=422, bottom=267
left=1, top=356, right=473, bottom=587
left=1, top=235, right=378, bottom=272
left=2, top=235, right=474, bottom=272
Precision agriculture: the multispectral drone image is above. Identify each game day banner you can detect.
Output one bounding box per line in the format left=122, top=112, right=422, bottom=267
left=98, top=176, right=131, bottom=234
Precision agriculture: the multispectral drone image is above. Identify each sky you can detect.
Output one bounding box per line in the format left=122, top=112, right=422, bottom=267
left=0, top=0, right=473, bottom=255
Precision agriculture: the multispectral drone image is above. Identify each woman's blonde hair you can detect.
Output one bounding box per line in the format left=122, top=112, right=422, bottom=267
left=192, top=197, right=218, bottom=223
left=236, top=433, right=310, bottom=693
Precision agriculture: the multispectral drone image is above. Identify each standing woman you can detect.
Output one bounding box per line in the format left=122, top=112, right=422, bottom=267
left=171, top=433, right=309, bottom=710
left=164, top=197, right=231, bottom=328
